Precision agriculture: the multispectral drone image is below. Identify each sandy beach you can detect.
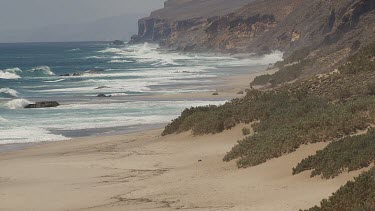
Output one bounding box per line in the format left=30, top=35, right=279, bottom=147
left=0, top=124, right=367, bottom=211
left=0, top=68, right=366, bottom=211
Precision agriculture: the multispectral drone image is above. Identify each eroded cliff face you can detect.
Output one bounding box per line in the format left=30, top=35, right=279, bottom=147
left=131, top=14, right=279, bottom=53
left=131, top=0, right=375, bottom=73
left=132, top=0, right=375, bottom=53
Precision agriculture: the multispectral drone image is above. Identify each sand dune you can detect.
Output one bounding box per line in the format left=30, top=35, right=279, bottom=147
left=0, top=124, right=366, bottom=211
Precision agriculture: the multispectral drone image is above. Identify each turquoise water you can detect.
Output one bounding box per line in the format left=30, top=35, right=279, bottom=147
left=0, top=42, right=282, bottom=144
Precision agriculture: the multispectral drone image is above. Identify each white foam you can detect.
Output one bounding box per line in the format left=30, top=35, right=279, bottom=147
left=99, top=43, right=284, bottom=70
left=0, top=88, right=19, bottom=98
left=110, top=93, right=129, bottom=96
left=99, top=48, right=125, bottom=54
left=44, top=79, right=65, bottom=83
left=99, top=43, right=188, bottom=66
left=3, top=67, right=22, bottom=74
left=86, top=56, right=107, bottom=59
left=0, top=127, right=68, bottom=144
left=28, top=66, right=55, bottom=76
left=109, top=59, right=133, bottom=63
left=0, top=68, right=22, bottom=79
left=0, top=66, right=56, bottom=79
left=68, top=48, right=81, bottom=52
left=4, top=99, right=33, bottom=109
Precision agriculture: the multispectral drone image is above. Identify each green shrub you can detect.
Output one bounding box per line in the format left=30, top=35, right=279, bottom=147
left=224, top=96, right=371, bottom=168
left=367, top=82, right=375, bottom=95
left=251, top=74, right=272, bottom=85
left=293, top=128, right=375, bottom=179
left=242, top=127, right=251, bottom=136
left=251, top=60, right=311, bottom=86
left=303, top=167, right=375, bottom=211
left=334, top=86, right=352, bottom=100
left=339, top=42, right=375, bottom=75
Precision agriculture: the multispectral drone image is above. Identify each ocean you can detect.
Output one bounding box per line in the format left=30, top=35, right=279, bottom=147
left=0, top=42, right=282, bottom=145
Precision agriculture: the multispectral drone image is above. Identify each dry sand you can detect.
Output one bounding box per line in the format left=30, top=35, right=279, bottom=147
left=0, top=68, right=366, bottom=210
left=0, top=124, right=366, bottom=211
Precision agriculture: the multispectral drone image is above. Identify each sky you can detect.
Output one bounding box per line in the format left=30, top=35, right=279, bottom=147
left=0, top=0, right=166, bottom=42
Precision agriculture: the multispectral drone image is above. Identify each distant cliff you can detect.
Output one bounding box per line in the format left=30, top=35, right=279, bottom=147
left=131, top=0, right=375, bottom=75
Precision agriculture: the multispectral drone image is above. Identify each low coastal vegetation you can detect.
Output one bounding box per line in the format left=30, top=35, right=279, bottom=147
left=163, top=89, right=374, bottom=168
left=293, top=129, right=375, bottom=179
left=223, top=94, right=372, bottom=167
left=163, top=41, right=375, bottom=209
left=303, top=167, right=375, bottom=211
left=242, top=127, right=251, bottom=136
left=251, top=60, right=309, bottom=86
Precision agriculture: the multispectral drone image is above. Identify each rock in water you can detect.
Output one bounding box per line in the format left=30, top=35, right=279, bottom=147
left=24, top=101, right=60, bottom=109
left=111, top=40, right=125, bottom=45
left=60, top=72, right=83, bottom=77
left=95, top=86, right=110, bottom=90
left=97, top=94, right=112, bottom=98
left=60, top=68, right=105, bottom=77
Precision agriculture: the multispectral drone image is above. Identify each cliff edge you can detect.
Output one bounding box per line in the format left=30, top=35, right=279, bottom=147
left=131, top=0, right=375, bottom=77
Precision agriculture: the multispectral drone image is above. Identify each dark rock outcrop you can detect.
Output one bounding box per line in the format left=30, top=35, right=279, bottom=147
left=95, top=86, right=110, bottom=90
left=97, top=94, right=112, bottom=98
left=60, top=72, right=84, bottom=77
left=24, top=101, right=60, bottom=109
left=111, top=40, right=125, bottom=45
left=60, top=68, right=105, bottom=77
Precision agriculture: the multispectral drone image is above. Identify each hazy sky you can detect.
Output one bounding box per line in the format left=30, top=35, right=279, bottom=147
left=0, top=0, right=165, bottom=31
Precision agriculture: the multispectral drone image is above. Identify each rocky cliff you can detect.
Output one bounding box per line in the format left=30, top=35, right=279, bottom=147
left=131, top=0, right=375, bottom=75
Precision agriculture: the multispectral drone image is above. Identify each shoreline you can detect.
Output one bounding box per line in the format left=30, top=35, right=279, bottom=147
left=0, top=67, right=360, bottom=210
left=0, top=67, right=276, bottom=153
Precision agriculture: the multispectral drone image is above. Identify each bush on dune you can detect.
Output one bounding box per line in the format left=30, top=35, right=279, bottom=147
left=293, top=128, right=375, bottom=179
left=251, top=60, right=310, bottom=86
left=223, top=95, right=372, bottom=168
left=303, top=167, right=375, bottom=211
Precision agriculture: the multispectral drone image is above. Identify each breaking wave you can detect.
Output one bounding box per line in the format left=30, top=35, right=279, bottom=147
left=4, top=99, right=32, bottom=110
left=0, top=68, right=22, bottom=79
left=109, top=59, right=133, bottom=63
left=0, top=88, right=19, bottom=98
left=26, top=66, right=55, bottom=76
left=44, top=79, right=65, bottom=83
left=0, top=66, right=55, bottom=79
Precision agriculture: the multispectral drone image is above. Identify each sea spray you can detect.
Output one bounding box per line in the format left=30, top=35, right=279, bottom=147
left=25, top=66, right=55, bottom=77
left=0, top=68, right=22, bottom=79
left=4, top=99, right=33, bottom=109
